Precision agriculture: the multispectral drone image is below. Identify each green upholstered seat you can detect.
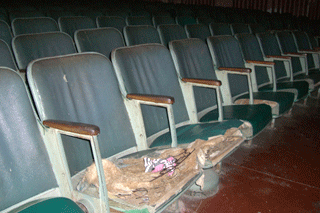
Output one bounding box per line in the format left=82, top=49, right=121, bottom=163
left=0, top=68, right=61, bottom=212
left=58, top=16, right=96, bottom=38
left=75, top=28, right=125, bottom=58
left=0, top=20, right=13, bottom=47
left=0, top=39, right=18, bottom=70
left=96, top=16, right=127, bottom=33
left=169, top=38, right=272, bottom=137
left=151, top=119, right=244, bottom=147
left=235, top=33, right=309, bottom=101
left=157, top=24, right=187, bottom=47
left=275, top=31, right=320, bottom=88
left=230, top=23, right=250, bottom=35
left=175, top=16, right=197, bottom=26
left=12, top=32, right=76, bottom=70
left=209, top=23, right=232, bottom=36
left=249, top=24, right=266, bottom=34
left=207, top=35, right=295, bottom=117
left=196, top=17, right=214, bottom=25
left=152, top=16, right=176, bottom=27
left=185, top=24, right=211, bottom=42
left=126, top=16, right=152, bottom=26
left=124, top=25, right=161, bottom=46
left=27, top=52, right=201, bottom=212
left=12, top=17, right=59, bottom=36
left=18, top=198, right=84, bottom=213
left=9, top=10, right=45, bottom=23
left=112, top=43, right=246, bottom=147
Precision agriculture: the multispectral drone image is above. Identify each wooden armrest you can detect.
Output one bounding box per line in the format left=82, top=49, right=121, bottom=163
left=126, top=93, right=175, bottom=104
left=284, top=52, right=306, bottom=56
left=181, top=78, right=222, bottom=86
left=218, top=67, right=251, bottom=73
left=19, top=69, right=26, bottom=73
left=43, top=120, right=100, bottom=136
left=266, top=55, right=291, bottom=59
left=299, top=49, right=318, bottom=52
left=314, top=47, right=320, bottom=51
left=246, top=60, right=275, bottom=65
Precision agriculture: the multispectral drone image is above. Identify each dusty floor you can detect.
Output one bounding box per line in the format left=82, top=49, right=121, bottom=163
left=178, top=96, right=320, bottom=212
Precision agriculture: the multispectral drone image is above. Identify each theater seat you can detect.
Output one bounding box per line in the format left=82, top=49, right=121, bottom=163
left=169, top=38, right=272, bottom=137
left=12, top=17, right=59, bottom=36
left=124, top=25, right=161, bottom=45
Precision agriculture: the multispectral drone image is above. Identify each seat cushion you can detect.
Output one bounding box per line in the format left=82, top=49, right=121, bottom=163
left=237, top=91, right=295, bottom=115
left=150, top=120, right=244, bottom=148
left=294, top=73, right=320, bottom=87
left=199, top=104, right=272, bottom=137
left=18, top=198, right=84, bottom=213
left=258, top=81, right=309, bottom=100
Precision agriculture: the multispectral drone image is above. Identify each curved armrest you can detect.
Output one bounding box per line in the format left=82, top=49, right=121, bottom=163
left=181, top=78, right=222, bottom=86
left=265, top=55, right=291, bottom=60
left=43, top=120, right=100, bottom=136
left=218, top=67, right=251, bottom=73
left=126, top=93, right=175, bottom=104
left=314, top=47, right=320, bottom=51
left=299, top=49, right=319, bottom=53
left=246, top=60, right=275, bottom=65
left=20, top=69, right=26, bottom=73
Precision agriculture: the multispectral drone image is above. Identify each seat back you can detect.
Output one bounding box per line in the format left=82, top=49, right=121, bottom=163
left=27, top=52, right=137, bottom=174
left=112, top=44, right=190, bottom=137
left=207, top=35, right=249, bottom=97
left=175, top=16, right=197, bottom=26
left=157, top=24, right=187, bottom=46
left=249, top=23, right=266, bottom=34
left=12, top=32, right=76, bottom=70
left=152, top=16, right=175, bottom=27
left=9, top=10, right=45, bottom=23
left=209, top=23, right=232, bottom=35
left=185, top=24, right=211, bottom=42
left=0, top=67, right=58, bottom=211
left=256, top=32, right=290, bottom=80
left=0, top=39, right=18, bottom=70
left=58, top=16, right=96, bottom=38
left=124, top=25, right=161, bottom=46
left=12, top=17, right=59, bottom=36
left=196, top=17, right=214, bottom=25
left=126, top=16, right=152, bottom=26
left=47, top=10, right=76, bottom=21
left=75, top=28, right=125, bottom=58
left=96, top=16, right=127, bottom=33
left=235, top=33, right=271, bottom=86
left=0, top=20, right=13, bottom=47
left=292, top=31, right=317, bottom=68
left=276, top=31, right=304, bottom=74
left=169, top=38, right=219, bottom=113
left=231, top=23, right=251, bottom=35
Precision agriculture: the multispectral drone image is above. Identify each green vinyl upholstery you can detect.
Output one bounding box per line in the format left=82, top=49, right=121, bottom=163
left=185, top=24, right=211, bottom=42
left=236, top=33, right=309, bottom=100
left=75, top=28, right=125, bottom=58
left=112, top=44, right=245, bottom=147
left=27, top=53, right=137, bottom=174
left=96, top=16, right=127, bottom=33
left=0, top=68, right=58, bottom=211
left=12, top=17, right=59, bottom=36
left=0, top=20, right=13, bottom=47
left=152, top=16, right=176, bottom=27
left=18, top=198, right=84, bottom=213
left=126, top=16, right=152, bottom=26
left=0, top=39, right=18, bottom=70
left=157, top=24, right=187, bottom=47
left=175, top=16, right=197, bottom=26
left=169, top=38, right=272, bottom=137
left=124, top=25, right=161, bottom=46
left=230, top=23, right=250, bottom=35
left=12, top=32, right=76, bottom=70
left=58, top=16, right=96, bottom=38
left=207, top=35, right=295, bottom=116
left=209, top=23, right=232, bottom=36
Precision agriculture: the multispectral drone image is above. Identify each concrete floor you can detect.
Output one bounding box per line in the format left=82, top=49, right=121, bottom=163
left=179, top=96, right=320, bottom=212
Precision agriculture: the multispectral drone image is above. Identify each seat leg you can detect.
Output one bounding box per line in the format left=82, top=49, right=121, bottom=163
left=270, top=118, right=276, bottom=129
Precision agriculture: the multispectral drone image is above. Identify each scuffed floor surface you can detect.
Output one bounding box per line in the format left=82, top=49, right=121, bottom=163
left=178, top=97, right=320, bottom=212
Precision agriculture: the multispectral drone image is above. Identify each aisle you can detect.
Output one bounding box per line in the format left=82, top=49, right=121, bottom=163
left=181, top=97, right=320, bottom=212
